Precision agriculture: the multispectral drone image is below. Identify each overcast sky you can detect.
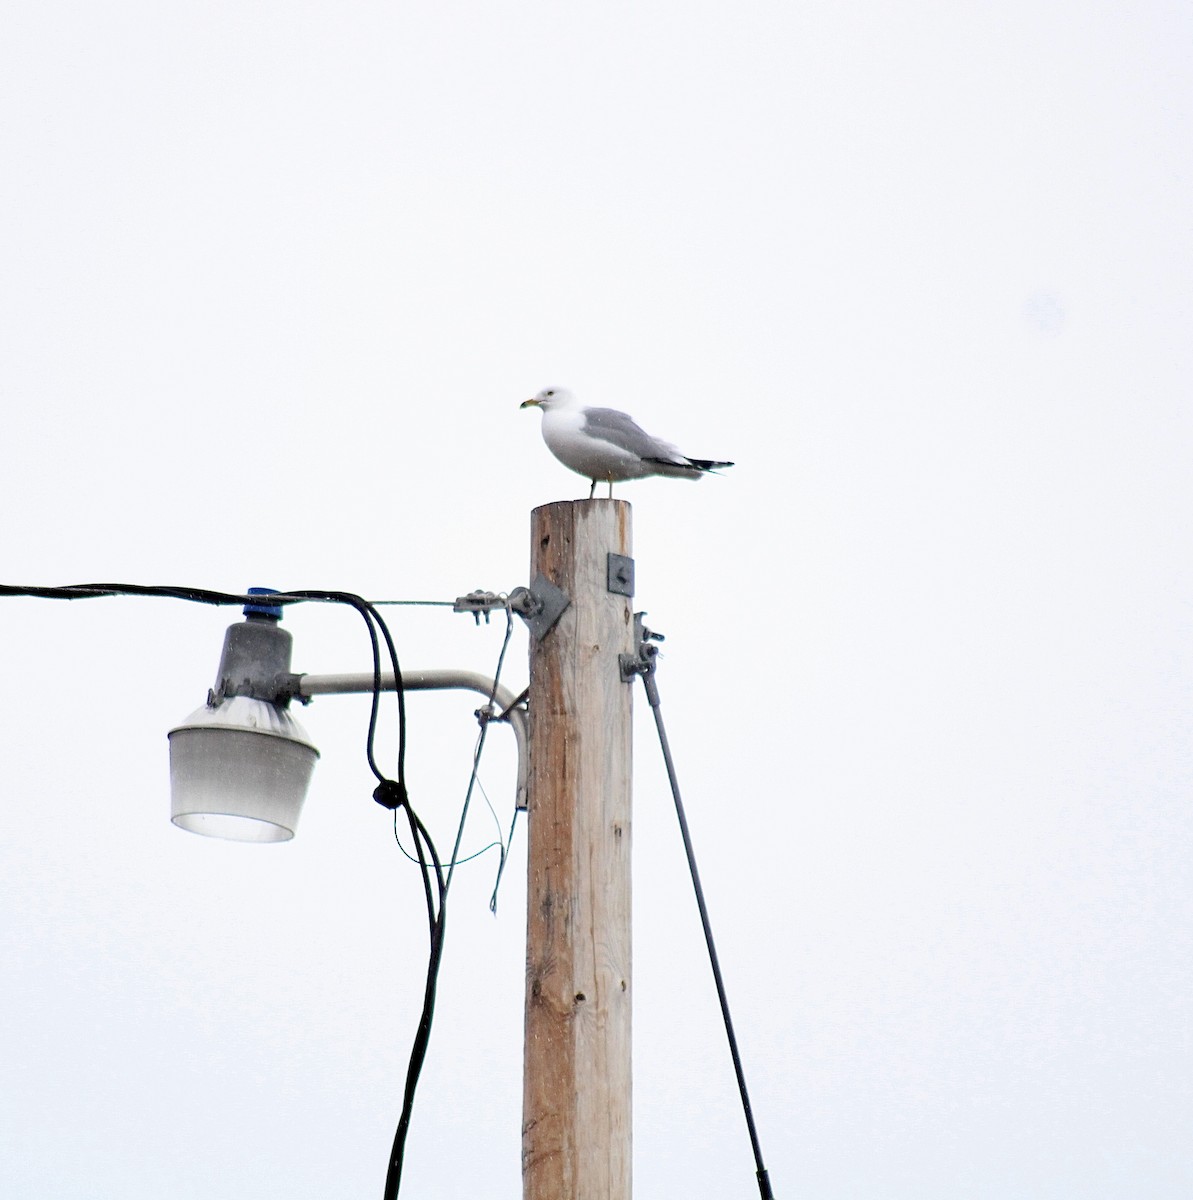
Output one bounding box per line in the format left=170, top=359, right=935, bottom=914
left=2, top=2, right=1191, bottom=1197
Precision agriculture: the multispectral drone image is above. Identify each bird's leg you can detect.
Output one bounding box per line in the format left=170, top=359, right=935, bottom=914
left=607, top=479, right=614, bottom=499
left=588, top=479, right=597, bottom=500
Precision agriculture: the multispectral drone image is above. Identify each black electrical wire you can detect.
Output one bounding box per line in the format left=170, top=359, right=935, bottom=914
left=0, top=582, right=268, bottom=605
left=0, top=580, right=480, bottom=1199
left=383, top=600, right=520, bottom=1194
left=284, top=589, right=410, bottom=794
left=0, top=582, right=411, bottom=801
left=0, top=583, right=415, bottom=804
left=297, top=593, right=444, bottom=1200
left=634, top=651, right=775, bottom=1200
left=382, top=800, right=446, bottom=1200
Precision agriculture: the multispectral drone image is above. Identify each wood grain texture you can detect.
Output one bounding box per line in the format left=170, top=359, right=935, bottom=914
left=523, top=499, right=634, bottom=1200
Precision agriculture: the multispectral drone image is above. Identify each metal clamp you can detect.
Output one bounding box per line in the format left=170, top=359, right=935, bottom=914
left=453, top=590, right=508, bottom=624
left=619, top=612, right=665, bottom=691
left=509, top=575, right=571, bottom=642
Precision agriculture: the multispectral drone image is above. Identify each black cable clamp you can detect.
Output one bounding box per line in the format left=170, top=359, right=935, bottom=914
left=372, top=778, right=409, bottom=811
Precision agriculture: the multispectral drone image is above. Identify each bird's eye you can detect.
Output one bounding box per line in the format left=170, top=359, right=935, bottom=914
left=545, top=390, right=554, bottom=397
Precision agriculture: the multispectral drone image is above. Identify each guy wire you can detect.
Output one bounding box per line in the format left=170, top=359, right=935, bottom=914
left=636, top=654, right=776, bottom=1200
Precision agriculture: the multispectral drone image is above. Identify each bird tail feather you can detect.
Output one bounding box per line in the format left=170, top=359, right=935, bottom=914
left=642, top=455, right=734, bottom=480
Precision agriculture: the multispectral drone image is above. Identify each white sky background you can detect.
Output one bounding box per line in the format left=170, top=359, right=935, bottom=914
left=1, top=1, right=1190, bottom=1197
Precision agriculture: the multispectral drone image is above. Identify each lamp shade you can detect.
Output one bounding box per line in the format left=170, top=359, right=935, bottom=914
left=169, top=695, right=320, bottom=842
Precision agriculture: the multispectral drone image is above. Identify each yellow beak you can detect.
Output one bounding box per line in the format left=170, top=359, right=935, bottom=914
left=520, top=398, right=541, bottom=409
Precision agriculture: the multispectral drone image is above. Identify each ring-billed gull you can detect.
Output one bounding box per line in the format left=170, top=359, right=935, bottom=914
left=520, top=386, right=734, bottom=499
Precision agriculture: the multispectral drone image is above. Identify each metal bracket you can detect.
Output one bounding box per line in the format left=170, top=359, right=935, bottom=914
left=607, top=552, right=635, bottom=597
left=619, top=612, right=665, bottom=686
left=509, top=574, right=571, bottom=642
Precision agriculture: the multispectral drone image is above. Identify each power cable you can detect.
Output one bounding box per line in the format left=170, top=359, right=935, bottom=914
left=285, top=589, right=410, bottom=797
left=0, top=583, right=458, bottom=610
left=0, top=580, right=503, bottom=1199
left=379, top=598, right=521, bottom=1196
left=0, top=582, right=272, bottom=605
left=380, top=798, right=445, bottom=1200
left=318, top=595, right=443, bottom=1200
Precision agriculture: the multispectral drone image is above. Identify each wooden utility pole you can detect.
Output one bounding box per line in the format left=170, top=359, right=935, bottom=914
left=523, top=499, right=634, bottom=1200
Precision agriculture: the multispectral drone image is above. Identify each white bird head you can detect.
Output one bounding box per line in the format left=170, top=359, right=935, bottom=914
left=520, top=386, right=575, bottom=412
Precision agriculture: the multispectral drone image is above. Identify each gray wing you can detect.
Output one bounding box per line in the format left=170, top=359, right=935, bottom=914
left=581, top=407, right=685, bottom=465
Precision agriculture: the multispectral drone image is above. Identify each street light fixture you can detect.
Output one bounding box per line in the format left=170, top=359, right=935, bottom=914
left=168, top=589, right=527, bottom=843
left=168, top=590, right=318, bottom=842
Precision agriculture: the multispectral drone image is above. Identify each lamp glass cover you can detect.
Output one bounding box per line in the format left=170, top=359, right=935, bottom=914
left=169, top=695, right=319, bottom=842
